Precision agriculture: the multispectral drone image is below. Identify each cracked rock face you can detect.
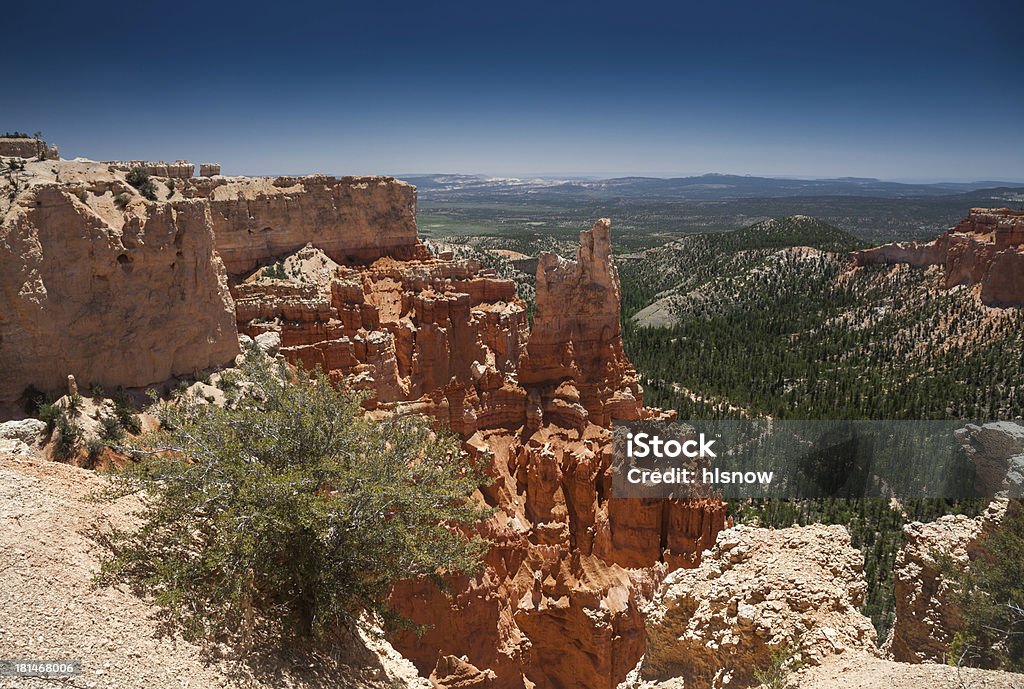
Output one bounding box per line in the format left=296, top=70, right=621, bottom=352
left=886, top=500, right=1008, bottom=663
left=631, top=524, right=878, bottom=689
left=0, top=165, right=240, bottom=411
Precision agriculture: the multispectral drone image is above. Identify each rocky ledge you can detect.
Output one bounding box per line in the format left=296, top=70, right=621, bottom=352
left=852, top=208, right=1024, bottom=306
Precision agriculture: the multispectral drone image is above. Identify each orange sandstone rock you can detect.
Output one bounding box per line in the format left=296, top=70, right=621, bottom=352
left=852, top=208, right=1024, bottom=306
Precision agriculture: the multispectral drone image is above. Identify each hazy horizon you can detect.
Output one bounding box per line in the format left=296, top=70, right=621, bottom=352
left=5, top=0, right=1023, bottom=182
left=385, top=171, right=1024, bottom=185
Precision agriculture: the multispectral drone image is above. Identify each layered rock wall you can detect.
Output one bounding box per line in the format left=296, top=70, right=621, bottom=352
left=852, top=208, right=1024, bottom=306
left=185, top=175, right=429, bottom=276
left=107, top=160, right=195, bottom=179
left=0, top=137, right=58, bottom=160
left=0, top=177, right=239, bottom=408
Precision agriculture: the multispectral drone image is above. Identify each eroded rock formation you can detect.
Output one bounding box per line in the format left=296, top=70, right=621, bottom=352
left=628, top=524, right=878, bottom=689
left=183, top=174, right=429, bottom=276
left=107, top=160, right=196, bottom=179
left=0, top=136, right=58, bottom=160
left=852, top=208, right=1024, bottom=306
left=1, top=157, right=728, bottom=689
left=519, top=219, right=646, bottom=429
left=886, top=500, right=1009, bottom=663
left=0, top=164, right=239, bottom=410
left=230, top=219, right=726, bottom=689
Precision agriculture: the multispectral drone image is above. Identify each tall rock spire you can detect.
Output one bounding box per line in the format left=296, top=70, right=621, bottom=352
left=519, top=218, right=644, bottom=427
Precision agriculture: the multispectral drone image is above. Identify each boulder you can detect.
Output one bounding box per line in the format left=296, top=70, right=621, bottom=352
left=0, top=418, right=46, bottom=444
left=632, top=524, right=878, bottom=689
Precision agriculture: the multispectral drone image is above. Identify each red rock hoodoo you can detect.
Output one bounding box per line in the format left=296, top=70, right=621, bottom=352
left=852, top=208, right=1024, bottom=306
left=232, top=218, right=726, bottom=689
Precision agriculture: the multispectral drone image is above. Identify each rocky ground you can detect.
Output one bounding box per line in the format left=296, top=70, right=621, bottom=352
left=0, top=451, right=429, bottom=689
left=3, top=445, right=1023, bottom=689
left=621, top=522, right=1024, bottom=689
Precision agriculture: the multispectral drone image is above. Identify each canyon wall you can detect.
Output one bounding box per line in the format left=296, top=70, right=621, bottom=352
left=1, top=158, right=728, bottom=688
left=231, top=218, right=726, bottom=689
left=107, top=160, right=196, bottom=179
left=0, top=169, right=239, bottom=409
left=184, top=175, right=429, bottom=276
left=852, top=208, right=1024, bottom=306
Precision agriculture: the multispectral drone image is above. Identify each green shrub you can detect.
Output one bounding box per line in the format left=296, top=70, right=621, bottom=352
left=86, top=437, right=105, bottom=464
left=53, top=413, right=82, bottom=461
left=114, top=192, right=130, bottom=209
left=753, top=639, right=804, bottom=689
left=263, top=261, right=287, bottom=280
left=111, top=388, right=142, bottom=435
left=943, top=502, right=1024, bottom=671
left=125, top=167, right=158, bottom=201
left=38, top=403, right=60, bottom=433
left=99, top=414, right=124, bottom=444
left=98, top=357, right=491, bottom=643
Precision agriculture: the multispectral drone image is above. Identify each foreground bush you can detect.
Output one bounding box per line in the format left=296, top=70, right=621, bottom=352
left=100, top=356, right=491, bottom=642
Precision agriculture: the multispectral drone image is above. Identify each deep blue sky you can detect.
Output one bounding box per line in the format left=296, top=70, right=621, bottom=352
left=5, top=0, right=1023, bottom=181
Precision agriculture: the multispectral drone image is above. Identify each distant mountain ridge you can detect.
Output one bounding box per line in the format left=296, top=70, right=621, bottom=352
left=403, top=173, right=1024, bottom=201
left=618, top=215, right=863, bottom=326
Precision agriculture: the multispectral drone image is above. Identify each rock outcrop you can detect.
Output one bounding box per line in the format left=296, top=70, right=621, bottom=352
left=183, top=175, right=429, bottom=276
left=0, top=418, right=46, bottom=456
left=107, top=160, right=195, bottom=178
left=519, top=219, right=646, bottom=429
left=0, top=166, right=239, bottom=410
left=629, top=524, right=878, bottom=689
left=0, top=136, right=58, bottom=160
left=886, top=500, right=1008, bottom=663
left=852, top=208, right=1024, bottom=306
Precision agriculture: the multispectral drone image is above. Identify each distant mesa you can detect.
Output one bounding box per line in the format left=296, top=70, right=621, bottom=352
left=852, top=208, right=1024, bottom=306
